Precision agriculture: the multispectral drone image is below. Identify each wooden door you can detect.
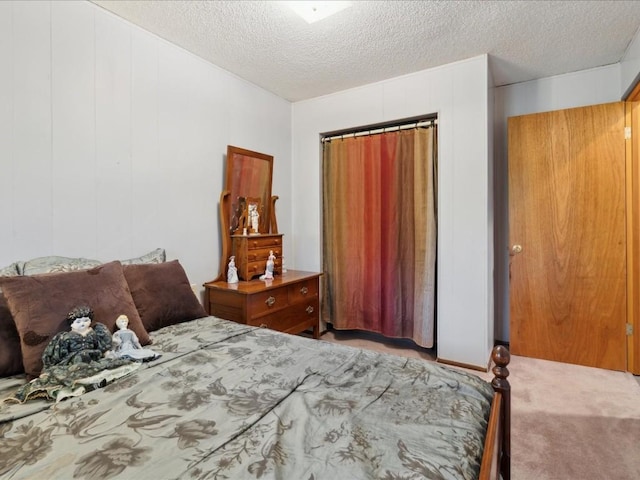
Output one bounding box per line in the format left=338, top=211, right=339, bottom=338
left=508, top=102, right=627, bottom=371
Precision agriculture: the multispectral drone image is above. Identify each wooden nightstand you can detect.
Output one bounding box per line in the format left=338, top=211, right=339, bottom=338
left=204, top=270, right=321, bottom=338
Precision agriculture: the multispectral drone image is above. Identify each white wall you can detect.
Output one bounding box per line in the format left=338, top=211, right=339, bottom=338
left=493, top=64, right=623, bottom=341
left=0, top=1, right=292, bottom=299
left=292, top=56, right=493, bottom=368
left=622, top=26, right=640, bottom=98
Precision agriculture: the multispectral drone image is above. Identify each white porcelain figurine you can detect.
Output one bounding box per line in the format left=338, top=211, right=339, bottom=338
left=260, top=250, right=275, bottom=280
left=227, top=256, right=239, bottom=283
left=249, top=204, right=260, bottom=234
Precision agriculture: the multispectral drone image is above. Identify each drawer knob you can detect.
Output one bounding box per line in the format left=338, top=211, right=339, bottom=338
left=300, top=286, right=308, bottom=295
left=265, top=296, right=276, bottom=307
left=306, top=305, right=314, bottom=314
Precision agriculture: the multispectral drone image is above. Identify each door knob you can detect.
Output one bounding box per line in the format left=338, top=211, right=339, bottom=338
left=510, top=244, right=523, bottom=255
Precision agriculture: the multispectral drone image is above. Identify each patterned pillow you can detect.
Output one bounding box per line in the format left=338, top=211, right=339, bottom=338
left=0, top=263, right=19, bottom=277
left=21, top=255, right=102, bottom=276
left=18, top=248, right=165, bottom=276
left=124, top=260, right=207, bottom=332
left=0, top=261, right=150, bottom=378
left=121, top=248, right=166, bottom=265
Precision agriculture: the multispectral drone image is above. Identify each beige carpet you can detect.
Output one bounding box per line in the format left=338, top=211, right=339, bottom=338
left=320, top=329, right=640, bottom=480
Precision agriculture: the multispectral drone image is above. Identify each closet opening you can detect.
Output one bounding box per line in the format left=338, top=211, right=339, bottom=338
left=320, top=114, right=438, bottom=355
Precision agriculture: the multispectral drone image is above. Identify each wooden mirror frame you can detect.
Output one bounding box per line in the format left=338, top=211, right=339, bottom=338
left=216, top=146, right=278, bottom=281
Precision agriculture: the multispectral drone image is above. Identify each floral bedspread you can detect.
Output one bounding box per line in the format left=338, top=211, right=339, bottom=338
left=0, top=316, right=494, bottom=479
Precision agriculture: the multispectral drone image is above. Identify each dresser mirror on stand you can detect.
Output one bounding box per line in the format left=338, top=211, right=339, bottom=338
left=215, top=145, right=281, bottom=282
left=206, top=145, right=320, bottom=338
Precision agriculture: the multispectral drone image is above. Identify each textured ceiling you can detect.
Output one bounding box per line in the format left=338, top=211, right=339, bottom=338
left=91, top=0, right=640, bottom=102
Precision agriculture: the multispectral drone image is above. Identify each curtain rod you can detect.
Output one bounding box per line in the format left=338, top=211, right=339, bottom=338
left=321, top=118, right=437, bottom=143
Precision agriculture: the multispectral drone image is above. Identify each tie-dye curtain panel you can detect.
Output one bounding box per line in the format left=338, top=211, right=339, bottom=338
left=322, top=125, right=437, bottom=348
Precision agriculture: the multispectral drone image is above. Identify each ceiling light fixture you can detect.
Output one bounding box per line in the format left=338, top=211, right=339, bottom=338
left=284, top=1, right=352, bottom=24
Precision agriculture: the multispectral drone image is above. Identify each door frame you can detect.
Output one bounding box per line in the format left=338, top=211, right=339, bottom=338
left=625, top=82, right=640, bottom=374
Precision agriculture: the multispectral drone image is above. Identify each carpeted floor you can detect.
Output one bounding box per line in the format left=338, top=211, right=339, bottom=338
left=320, top=328, right=640, bottom=480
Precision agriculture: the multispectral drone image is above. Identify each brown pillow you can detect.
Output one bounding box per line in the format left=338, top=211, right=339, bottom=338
left=124, top=260, right=207, bottom=332
left=0, top=293, right=23, bottom=376
left=0, top=261, right=150, bottom=378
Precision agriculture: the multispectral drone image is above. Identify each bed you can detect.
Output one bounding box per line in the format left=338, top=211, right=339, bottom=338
left=0, top=255, right=510, bottom=480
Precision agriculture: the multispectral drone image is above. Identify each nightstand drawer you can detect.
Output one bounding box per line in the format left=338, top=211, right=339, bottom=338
left=244, top=261, right=264, bottom=280
left=246, top=247, right=282, bottom=263
left=247, top=286, right=289, bottom=317
left=245, top=236, right=282, bottom=250
left=288, top=278, right=318, bottom=303
left=244, top=260, right=281, bottom=279
left=250, top=298, right=319, bottom=333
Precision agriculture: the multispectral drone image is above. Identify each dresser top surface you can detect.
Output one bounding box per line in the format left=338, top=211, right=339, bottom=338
left=204, top=270, right=321, bottom=294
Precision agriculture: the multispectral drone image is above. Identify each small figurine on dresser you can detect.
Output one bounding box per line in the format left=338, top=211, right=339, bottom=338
left=111, top=315, right=160, bottom=362
left=227, top=256, right=239, bottom=283
left=260, top=250, right=276, bottom=280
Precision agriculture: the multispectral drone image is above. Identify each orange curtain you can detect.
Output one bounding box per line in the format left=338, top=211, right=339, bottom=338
left=322, top=126, right=437, bottom=347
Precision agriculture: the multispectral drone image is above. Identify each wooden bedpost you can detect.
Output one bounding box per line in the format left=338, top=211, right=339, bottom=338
left=491, top=345, right=511, bottom=480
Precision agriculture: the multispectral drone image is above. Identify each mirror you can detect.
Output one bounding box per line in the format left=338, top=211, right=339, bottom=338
left=231, top=196, right=262, bottom=235
left=225, top=147, right=273, bottom=235
left=215, top=146, right=278, bottom=281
